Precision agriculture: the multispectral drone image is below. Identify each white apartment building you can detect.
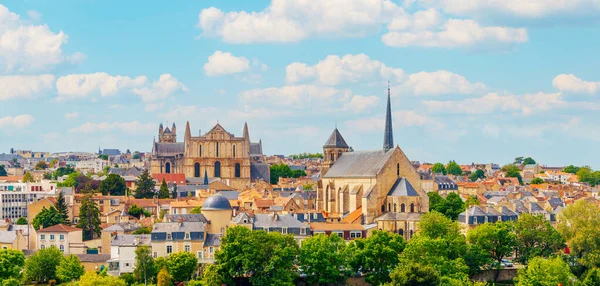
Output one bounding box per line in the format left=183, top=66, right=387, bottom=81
left=0, top=181, right=57, bottom=221
left=108, top=234, right=151, bottom=276
left=37, top=224, right=84, bottom=254
left=75, top=158, right=109, bottom=173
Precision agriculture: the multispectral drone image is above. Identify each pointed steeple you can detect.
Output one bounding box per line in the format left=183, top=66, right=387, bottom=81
left=243, top=122, right=249, bottom=141
left=383, top=82, right=394, bottom=152
left=184, top=121, right=191, bottom=140
left=324, top=127, right=349, bottom=149
left=203, top=169, right=209, bottom=185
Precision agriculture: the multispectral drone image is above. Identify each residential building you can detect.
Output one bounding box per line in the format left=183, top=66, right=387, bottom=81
left=0, top=181, right=57, bottom=221
left=37, top=224, right=84, bottom=254
left=108, top=234, right=151, bottom=276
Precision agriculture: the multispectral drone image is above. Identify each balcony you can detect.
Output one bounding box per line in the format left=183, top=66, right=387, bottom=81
left=198, top=257, right=216, bottom=264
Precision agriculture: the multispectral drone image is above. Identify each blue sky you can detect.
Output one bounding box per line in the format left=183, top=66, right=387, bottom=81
left=1, top=0, right=599, bottom=168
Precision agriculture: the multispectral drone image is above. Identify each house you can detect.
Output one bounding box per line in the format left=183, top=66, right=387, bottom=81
left=232, top=213, right=311, bottom=243
left=37, top=224, right=84, bottom=254
left=0, top=228, right=27, bottom=250
left=108, top=234, right=151, bottom=276
left=309, top=222, right=366, bottom=241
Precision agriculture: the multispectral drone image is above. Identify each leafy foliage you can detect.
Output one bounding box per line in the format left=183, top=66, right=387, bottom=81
left=157, top=267, right=172, bottom=286
left=57, top=254, right=85, bottom=282
left=503, top=164, right=523, bottom=185
left=446, top=161, right=463, bottom=175
left=465, top=195, right=480, bottom=208
left=289, top=152, right=323, bottom=159
left=558, top=200, right=600, bottom=269
left=165, top=252, right=198, bottom=282
left=23, top=171, right=34, bottom=182
left=563, top=165, right=581, bottom=174
left=299, top=233, right=348, bottom=284
left=576, top=167, right=600, bottom=187
left=432, top=162, right=447, bottom=175
left=388, top=262, right=440, bottom=286
left=522, top=157, right=536, bottom=165
left=347, top=230, right=406, bottom=285
left=427, top=192, right=465, bottom=220
left=15, top=217, right=28, bottom=225
left=133, top=226, right=152, bottom=234
left=53, top=166, right=75, bottom=179
left=100, top=174, right=127, bottom=196
left=514, top=213, right=565, bottom=264
left=23, top=246, right=63, bottom=283
left=158, top=179, right=170, bottom=199
left=469, top=169, right=486, bottom=182
left=98, top=154, right=109, bottom=160
left=468, top=221, right=517, bottom=280
left=135, top=169, right=156, bottom=198
left=515, top=256, right=575, bottom=286
left=0, top=249, right=25, bottom=280
left=77, top=194, right=102, bottom=240
left=35, top=161, right=48, bottom=170
left=128, top=204, right=152, bottom=219
left=530, top=177, right=545, bottom=184
left=32, top=206, right=63, bottom=230
left=190, top=206, right=202, bottom=214
left=0, top=164, right=7, bottom=176
left=270, top=163, right=307, bottom=184
left=133, top=245, right=155, bottom=285
left=79, top=271, right=126, bottom=286
left=55, top=191, right=69, bottom=223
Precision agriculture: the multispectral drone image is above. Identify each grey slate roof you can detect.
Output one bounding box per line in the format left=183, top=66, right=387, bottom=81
left=0, top=231, right=16, bottom=243
left=216, top=191, right=240, bottom=200
left=324, top=149, right=394, bottom=178
left=388, top=178, right=419, bottom=197
left=102, top=149, right=121, bottom=156
left=253, top=214, right=306, bottom=229
left=204, top=234, right=221, bottom=247
left=202, top=194, right=232, bottom=211
left=154, top=143, right=185, bottom=156
left=76, top=254, right=111, bottom=262
left=152, top=221, right=206, bottom=232
left=374, top=212, right=422, bottom=221
left=165, top=214, right=208, bottom=223
left=232, top=213, right=254, bottom=224
left=323, top=128, right=349, bottom=149
left=102, top=222, right=141, bottom=233
left=250, top=142, right=263, bottom=156
left=251, top=163, right=270, bottom=181
left=111, top=234, right=151, bottom=246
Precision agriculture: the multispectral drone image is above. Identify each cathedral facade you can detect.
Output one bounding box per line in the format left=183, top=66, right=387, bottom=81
left=150, top=122, right=267, bottom=190
left=317, top=86, right=429, bottom=240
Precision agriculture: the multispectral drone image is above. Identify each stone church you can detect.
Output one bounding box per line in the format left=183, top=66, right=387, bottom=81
left=150, top=122, right=269, bottom=190
left=318, top=86, right=429, bottom=240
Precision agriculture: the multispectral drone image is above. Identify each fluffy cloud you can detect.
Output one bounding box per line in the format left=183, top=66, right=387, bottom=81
left=197, top=0, right=404, bottom=43
left=382, top=19, right=527, bottom=49
left=552, top=74, right=599, bottom=95
left=0, top=75, right=55, bottom=100
left=412, top=0, right=600, bottom=18
left=240, top=85, right=377, bottom=113
left=56, top=72, right=147, bottom=100
left=0, top=4, right=83, bottom=72
left=286, top=54, right=404, bottom=85
left=64, top=112, right=79, bottom=120
left=204, top=51, right=250, bottom=76
left=424, top=92, right=564, bottom=115
left=397, top=70, right=486, bottom=95
left=69, top=121, right=155, bottom=134
left=132, top=74, right=187, bottom=111
left=0, top=114, right=35, bottom=128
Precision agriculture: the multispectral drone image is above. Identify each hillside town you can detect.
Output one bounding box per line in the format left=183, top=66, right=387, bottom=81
left=1, top=93, right=599, bottom=285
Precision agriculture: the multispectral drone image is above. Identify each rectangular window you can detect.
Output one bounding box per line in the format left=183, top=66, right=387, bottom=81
left=166, top=245, right=172, bottom=254
left=282, top=228, right=288, bottom=235
left=153, top=252, right=157, bottom=258
left=59, top=234, right=65, bottom=240
left=41, top=234, right=45, bottom=240
left=185, top=233, right=190, bottom=240
left=59, top=245, right=64, bottom=252
left=350, top=231, right=362, bottom=239
left=197, top=251, right=203, bottom=259
left=167, top=233, right=172, bottom=240
left=41, top=245, right=45, bottom=249
left=209, top=247, right=214, bottom=254
left=300, top=228, right=306, bottom=235
left=334, top=231, right=343, bottom=238
left=185, top=245, right=190, bottom=252
left=50, top=234, right=55, bottom=240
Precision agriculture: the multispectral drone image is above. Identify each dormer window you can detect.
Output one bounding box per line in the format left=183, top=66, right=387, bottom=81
left=185, top=233, right=190, bottom=240
left=167, top=233, right=172, bottom=240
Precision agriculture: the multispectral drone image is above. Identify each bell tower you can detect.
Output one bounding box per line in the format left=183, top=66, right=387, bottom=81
left=321, top=127, right=350, bottom=175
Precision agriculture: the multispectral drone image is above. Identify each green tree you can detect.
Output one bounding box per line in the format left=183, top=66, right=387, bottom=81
left=577, top=167, right=600, bottom=187
left=558, top=200, right=600, bottom=269
left=133, top=151, right=141, bottom=160
left=522, top=157, right=536, bottom=165
left=0, top=165, right=7, bottom=176
left=347, top=230, right=406, bottom=285
left=1, top=278, right=20, bottom=286
left=563, top=165, right=581, bottom=174
left=514, top=213, right=565, bottom=264
left=158, top=179, right=170, bottom=199
left=444, top=192, right=466, bottom=220
left=388, top=262, right=440, bottom=286
left=465, top=195, right=480, bottom=208
left=503, top=164, right=523, bottom=185
left=98, top=154, right=109, bottom=160
left=15, top=217, right=28, bottom=225
left=165, top=252, right=197, bottom=282
left=57, top=254, right=85, bottom=283
left=432, top=162, right=447, bottom=175
left=135, top=169, right=156, bottom=199
left=134, top=245, right=155, bottom=285
left=35, top=161, right=48, bottom=170
left=469, top=169, right=486, bottom=182
left=32, top=206, right=63, bottom=230
left=446, top=161, right=463, bottom=176
left=79, top=271, right=126, bottom=286
left=515, top=256, right=575, bottom=286
left=530, top=177, right=545, bottom=184
left=200, top=264, right=225, bottom=286
left=468, top=221, right=518, bottom=281
left=189, top=206, right=202, bottom=214
left=23, top=246, right=63, bottom=283
left=133, top=227, right=152, bottom=234
left=77, top=194, right=102, bottom=240
left=128, top=204, right=152, bottom=219
left=299, top=233, right=348, bottom=284
left=53, top=166, right=75, bottom=179
left=100, top=174, right=127, bottom=196
left=514, top=156, right=524, bottom=165
left=0, top=249, right=25, bottom=280
left=581, top=268, right=600, bottom=286
left=55, top=191, right=69, bottom=223
left=157, top=267, right=172, bottom=286
left=23, top=171, right=34, bottom=182
left=269, top=164, right=293, bottom=184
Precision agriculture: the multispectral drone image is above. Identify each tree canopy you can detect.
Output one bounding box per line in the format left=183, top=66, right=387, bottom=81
left=299, top=233, right=348, bottom=284
left=32, top=206, right=63, bottom=230
left=77, top=194, right=102, bottom=240
left=530, top=177, right=545, bottom=184
left=563, top=165, right=581, bottom=174
left=576, top=167, right=600, bottom=187
left=432, top=163, right=447, bottom=175
left=23, top=171, right=34, bottom=182
left=23, top=246, right=63, bottom=284
left=522, top=157, right=536, bottom=165
left=558, top=200, right=600, bottom=269
left=164, top=252, right=198, bottom=282
left=34, top=161, right=48, bottom=170
left=388, top=262, right=440, bottom=286
left=0, top=165, right=7, bottom=176
left=57, top=254, right=85, bottom=283
left=99, top=173, right=127, bottom=196
left=0, top=249, right=25, bottom=281
left=270, top=163, right=307, bottom=184
left=446, top=161, right=463, bottom=176
left=347, top=230, right=406, bottom=285
left=55, top=191, right=69, bottom=223
left=15, top=217, right=28, bottom=225
left=135, top=169, right=156, bottom=198
left=468, top=221, right=517, bottom=281
left=515, top=256, right=575, bottom=286
left=133, top=245, right=155, bottom=285
left=158, top=179, right=170, bottom=199
left=128, top=204, right=152, bottom=219
left=514, top=213, right=565, bottom=264
left=427, top=192, right=465, bottom=220
left=502, top=164, right=523, bottom=185
left=469, top=169, right=486, bottom=182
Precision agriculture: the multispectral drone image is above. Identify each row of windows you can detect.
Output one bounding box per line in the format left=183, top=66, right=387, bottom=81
left=383, top=203, right=416, bottom=213
left=155, top=246, right=214, bottom=257
left=197, top=143, right=238, bottom=158
left=192, top=162, right=241, bottom=178
left=40, top=234, right=65, bottom=240
left=40, top=244, right=65, bottom=252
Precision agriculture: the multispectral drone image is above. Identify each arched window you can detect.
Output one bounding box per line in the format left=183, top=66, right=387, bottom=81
left=410, top=230, right=414, bottom=238
left=394, top=203, right=397, bottom=212
left=194, top=163, right=200, bottom=177
left=410, top=203, right=415, bottom=212
left=397, top=163, right=400, bottom=176
left=399, top=229, right=404, bottom=236
left=235, top=163, right=241, bottom=178
left=381, top=205, right=385, bottom=212
left=330, top=153, right=334, bottom=161
left=165, top=162, right=171, bottom=174
left=401, top=203, right=405, bottom=212
left=215, top=142, right=219, bottom=157
left=232, top=145, right=236, bottom=158
left=388, top=203, right=391, bottom=212
left=214, top=161, right=221, bottom=177
left=199, top=145, right=202, bottom=157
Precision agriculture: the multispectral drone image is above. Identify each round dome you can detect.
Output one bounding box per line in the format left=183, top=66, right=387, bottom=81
left=202, top=194, right=231, bottom=211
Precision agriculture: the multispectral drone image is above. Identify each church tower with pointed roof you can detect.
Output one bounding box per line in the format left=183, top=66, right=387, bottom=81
left=321, top=127, right=351, bottom=176
left=383, top=83, right=394, bottom=152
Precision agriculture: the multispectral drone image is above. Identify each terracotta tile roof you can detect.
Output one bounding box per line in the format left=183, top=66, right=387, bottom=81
left=129, top=199, right=157, bottom=208
left=0, top=176, right=24, bottom=182
left=38, top=224, right=82, bottom=233
left=170, top=199, right=204, bottom=208
left=254, top=199, right=274, bottom=208
left=310, top=222, right=365, bottom=231
left=152, top=173, right=186, bottom=185
left=341, top=207, right=363, bottom=224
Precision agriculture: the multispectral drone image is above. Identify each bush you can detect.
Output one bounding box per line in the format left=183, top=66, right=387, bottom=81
left=120, top=273, right=136, bottom=285
left=1, top=278, right=20, bottom=286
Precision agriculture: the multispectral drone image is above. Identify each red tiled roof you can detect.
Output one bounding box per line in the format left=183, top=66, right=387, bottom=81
left=254, top=199, right=274, bottom=208
left=152, top=173, right=186, bottom=185
left=129, top=199, right=157, bottom=208
left=38, top=224, right=82, bottom=233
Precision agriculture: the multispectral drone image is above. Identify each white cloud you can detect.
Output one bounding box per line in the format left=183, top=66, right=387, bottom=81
left=0, top=75, right=55, bottom=100
left=552, top=74, right=599, bottom=95
left=382, top=19, right=527, bottom=49
left=0, top=114, right=35, bottom=128
left=69, top=121, right=155, bottom=134
left=204, top=51, right=250, bottom=76
left=240, top=85, right=377, bottom=113
left=0, top=4, right=83, bottom=72
left=424, top=92, right=564, bottom=115
left=198, top=0, right=404, bottom=43
left=413, top=0, right=600, bottom=19
left=64, top=112, right=79, bottom=120
left=132, top=74, right=187, bottom=106
left=397, top=70, right=486, bottom=95
left=286, top=54, right=404, bottom=85
left=56, top=73, right=147, bottom=100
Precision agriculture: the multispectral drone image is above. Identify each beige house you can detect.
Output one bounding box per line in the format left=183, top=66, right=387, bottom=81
left=37, top=224, right=84, bottom=254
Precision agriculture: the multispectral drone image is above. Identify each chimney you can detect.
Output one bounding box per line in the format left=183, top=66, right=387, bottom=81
left=179, top=217, right=184, bottom=227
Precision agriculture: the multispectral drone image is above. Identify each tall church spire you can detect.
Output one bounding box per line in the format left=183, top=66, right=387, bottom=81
left=383, top=82, right=394, bottom=152
left=185, top=121, right=191, bottom=140
left=243, top=122, right=249, bottom=141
